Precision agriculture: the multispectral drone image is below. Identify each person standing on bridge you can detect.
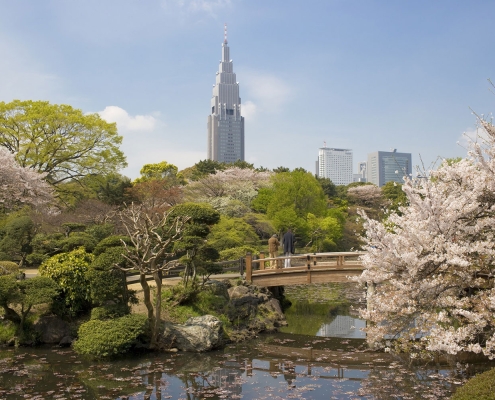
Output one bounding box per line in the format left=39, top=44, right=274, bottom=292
left=282, top=228, right=295, bottom=268
left=268, top=234, right=280, bottom=269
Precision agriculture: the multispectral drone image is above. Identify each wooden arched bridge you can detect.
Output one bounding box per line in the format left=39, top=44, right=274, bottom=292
left=245, top=252, right=365, bottom=287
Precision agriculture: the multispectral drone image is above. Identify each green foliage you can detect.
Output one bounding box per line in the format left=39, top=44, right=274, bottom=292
left=39, top=247, right=94, bottom=316
left=0, top=320, right=16, bottom=343
left=0, top=275, right=58, bottom=333
left=267, top=170, right=327, bottom=220
left=169, top=202, right=220, bottom=226
left=59, top=232, right=98, bottom=253
left=250, top=187, right=274, bottom=213
left=79, top=173, right=132, bottom=205
left=242, top=213, right=276, bottom=240
left=85, top=223, right=114, bottom=243
left=185, top=159, right=226, bottom=181
left=89, top=247, right=135, bottom=307
left=0, top=213, right=35, bottom=265
left=219, top=246, right=259, bottom=261
left=0, top=261, right=19, bottom=275
left=93, top=235, right=132, bottom=256
left=306, top=213, right=342, bottom=252
left=451, top=368, right=495, bottom=400
left=0, top=100, right=127, bottom=187
left=381, top=181, right=408, bottom=212
left=134, top=161, right=185, bottom=185
left=208, top=216, right=260, bottom=251
left=316, top=176, right=338, bottom=197
left=90, top=304, right=129, bottom=321
left=73, top=314, right=148, bottom=359
left=273, top=166, right=290, bottom=173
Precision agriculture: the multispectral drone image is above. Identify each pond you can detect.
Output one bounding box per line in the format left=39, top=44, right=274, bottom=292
left=0, top=283, right=493, bottom=399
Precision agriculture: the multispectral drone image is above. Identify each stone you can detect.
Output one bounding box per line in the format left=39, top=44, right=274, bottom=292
left=58, top=336, right=74, bottom=347
left=34, top=316, right=72, bottom=344
left=161, top=315, right=224, bottom=352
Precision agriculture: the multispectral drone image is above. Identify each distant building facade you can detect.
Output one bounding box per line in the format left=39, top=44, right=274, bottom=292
left=317, top=147, right=353, bottom=185
left=367, top=150, right=412, bottom=187
left=353, top=161, right=367, bottom=182
left=207, top=26, right=245, bottom=163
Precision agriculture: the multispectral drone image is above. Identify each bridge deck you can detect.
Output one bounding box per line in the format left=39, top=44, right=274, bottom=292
left=245, top=252, right=365, bottom=286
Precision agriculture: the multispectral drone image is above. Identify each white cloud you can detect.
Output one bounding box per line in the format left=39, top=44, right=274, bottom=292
left=98, top=106, right=157, bottom=132
left=241, top=100, right=257, bottom=120
left=98, top=106, right=205, bottom=179
left=240, top=71, right=294, bottom=116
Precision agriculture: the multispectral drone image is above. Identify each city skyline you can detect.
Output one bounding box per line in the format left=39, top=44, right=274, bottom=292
left=1, top=1, right=494, bottom=179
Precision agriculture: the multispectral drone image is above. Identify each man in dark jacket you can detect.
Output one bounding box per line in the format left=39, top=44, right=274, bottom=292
left=282, top=228, right=295, bottom=268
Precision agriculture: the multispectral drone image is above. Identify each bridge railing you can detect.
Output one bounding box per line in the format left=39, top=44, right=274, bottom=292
left=244, top=251, right=365, bottom=283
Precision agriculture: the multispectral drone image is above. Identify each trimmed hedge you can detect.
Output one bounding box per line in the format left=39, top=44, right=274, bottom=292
left=73, top=314, right=148, bottom=359
left=452, top=367, right=495, bottom=400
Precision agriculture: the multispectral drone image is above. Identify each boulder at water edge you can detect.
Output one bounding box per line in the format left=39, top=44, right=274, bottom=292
left=161, top=315, right=224, bottom=352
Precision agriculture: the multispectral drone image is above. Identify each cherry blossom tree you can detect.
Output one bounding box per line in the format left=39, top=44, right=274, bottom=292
left=0, top=147, right=53, bottom=211
left=357, top=117, right=495, bottom=359
left=184, top=167, right=272, bottom=213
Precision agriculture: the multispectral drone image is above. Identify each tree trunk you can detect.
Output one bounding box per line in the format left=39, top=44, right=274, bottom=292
left=151, top=269, right=163, bottom=349
left=2, top=305, right=21, bottom=324
left=140, top=272, right=155, bottom=345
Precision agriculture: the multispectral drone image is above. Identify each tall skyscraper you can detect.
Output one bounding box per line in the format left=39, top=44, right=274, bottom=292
left=317, top=147, right=353, bottom=185
left=207, top=25, right=245, bottom=163
left=367, top=149, right=412, bottom=187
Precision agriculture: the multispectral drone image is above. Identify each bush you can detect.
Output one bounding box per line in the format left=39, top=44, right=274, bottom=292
left=93, top=235, right=132, bottom=256
left=39, top=247, right=94, bottom=316
left=452, top=368, right=495, bottom=400
left=90, top=304, right=129, bottom=320
left=73, top=314, right=148, bottom=358
left=0, top=261, right=19, bottom=276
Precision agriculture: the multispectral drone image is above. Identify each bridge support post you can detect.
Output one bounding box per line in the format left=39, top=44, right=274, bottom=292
left=259, top=252, right=265, bottom=270
left=306, top=255, right=312, bottom=283
left=245, top=253, right=252, bottom=283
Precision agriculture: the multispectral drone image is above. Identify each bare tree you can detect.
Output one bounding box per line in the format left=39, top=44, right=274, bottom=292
left=117, top=202, right=190, bottom=349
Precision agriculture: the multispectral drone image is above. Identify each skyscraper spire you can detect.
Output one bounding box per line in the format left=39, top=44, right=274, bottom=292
left=224, top=23, right=228, bottom=44
left=207, top=26, right=245, bottom=163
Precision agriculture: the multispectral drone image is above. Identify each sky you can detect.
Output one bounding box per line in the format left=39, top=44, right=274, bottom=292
left=1, top=0, right=495, bottom=179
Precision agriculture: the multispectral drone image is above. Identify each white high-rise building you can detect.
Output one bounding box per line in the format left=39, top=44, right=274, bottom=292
left=207, top=25, right=245, bottom=163
left=317, top=147, right=353, bottom=185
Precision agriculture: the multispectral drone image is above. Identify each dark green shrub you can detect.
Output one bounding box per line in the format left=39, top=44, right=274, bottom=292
left=60, top=232, right=97, bottom=253
left=93, top=235, right=132, bottom=256
left=73, top=314, right=148, bottom=358
left=90, top=304, right=129, bottom=320
left=452, top=368, right=495, bottom=400
left=85, top=223, right=114, bottom=243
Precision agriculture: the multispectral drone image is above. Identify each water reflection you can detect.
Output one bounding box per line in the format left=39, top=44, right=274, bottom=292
left=1, top=335, right=491, bottom=399
left=316, top=315, right=367, bottom=339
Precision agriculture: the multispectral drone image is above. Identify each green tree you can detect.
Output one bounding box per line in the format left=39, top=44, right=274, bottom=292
left=0, top=212, right=36, bottom=267
left=134, top=161, right=185, bottom=185
left=207, top=216, right=260, bottom=251
left=381, top=181, right=408, bottom=212
left=0, top=100, right=127, bottom=186
left=267, top=170, right=327, bottom=220
left=0, top=275, right=58, bottom=336
left=184, top=159, right=226, bottom=181
left=315, top=176, right=338, bottom=198
left=168, top=203, right=221, bottom=286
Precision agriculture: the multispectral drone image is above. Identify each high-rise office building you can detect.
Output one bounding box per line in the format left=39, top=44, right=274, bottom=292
left=353, top=161, right=367, bottom=182
left=317, top=147, right=353, bottom=185
left=367, top=149, right=412, bottom=187
left=207, top=25, right=245, bottom=163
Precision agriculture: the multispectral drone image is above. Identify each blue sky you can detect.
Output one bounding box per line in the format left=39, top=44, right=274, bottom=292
left=1, top=0, right=494, bottom=179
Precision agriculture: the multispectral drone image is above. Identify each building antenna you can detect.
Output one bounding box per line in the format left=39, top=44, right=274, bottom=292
left=324, top=141, right=326, bottom=148
left=224, top=23, right=228, bottom=44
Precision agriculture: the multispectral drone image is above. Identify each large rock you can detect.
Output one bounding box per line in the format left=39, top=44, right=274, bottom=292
left=161, top=315, right=223, bottom=352
left=34, top=315, right=73, bottom=345
left=226, top=283, right=287, bottom=333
